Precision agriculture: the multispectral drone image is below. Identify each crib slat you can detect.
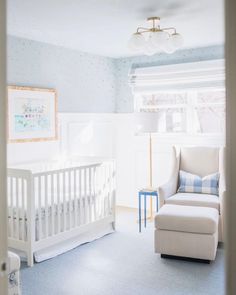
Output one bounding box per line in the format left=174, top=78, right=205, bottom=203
left=105, top=164, right=108, bottom=217
left=108, top=164, right=111, bottom=215
left=106, top=163, right=110, bottom=216
left=57, top=173, right=60, bottom=234
left=103, top=164, right=106, bottom=218
left=88, top=167, right=92, bottom=223
left=96, top=165, right=101, bottom=220
left=74, top=170, right=78, bottom=227
left=38, top=176, right=42, bottom=240
left=102, top=166, right=105, bottom=215
left=15, top=178, right=20, bottom=239
left=111, top=162, right=115, bottom=214
left=45, top=175, right=49, bottom=238
left=79, top=169, right=83, bottom=225
left=51, top=173, right=55, bottom=236
left=84, top=168, right=88, bottom=224
left=63, top=172, right=66, bottom=231
left=20, top=178, right=25, bottom=241
left=92, top=167, right=95, bottom=221
left=94, top=167, right=97, bottom=221
left=9, top=177, right=14, bottom=238
left=107, top=163, right=110, bottom=216
left=100, top=165, right=103, bottom=218
left=68, top=170, right=72, bottom=230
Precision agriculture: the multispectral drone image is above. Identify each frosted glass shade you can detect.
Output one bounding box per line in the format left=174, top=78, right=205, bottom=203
left=163, top=38, right=176, bottom=54
left=149, top=30, right=169, bottom=48
left=128, top=33, right=146, bottom=51
left=169, top=33, right=184, bottom=49
left=135, top=112, right=158, bottom=133
left=144, top=37, right=157, bottom=56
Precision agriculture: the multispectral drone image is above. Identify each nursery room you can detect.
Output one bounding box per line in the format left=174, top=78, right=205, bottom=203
left=2, top=0, right=234, bottom=294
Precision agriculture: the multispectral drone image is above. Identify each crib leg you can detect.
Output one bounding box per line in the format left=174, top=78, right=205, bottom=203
left=27, top=251, right=34, bottom=267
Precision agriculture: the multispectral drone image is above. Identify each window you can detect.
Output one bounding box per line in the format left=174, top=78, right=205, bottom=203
left=134, top=89, right=225, bottom=134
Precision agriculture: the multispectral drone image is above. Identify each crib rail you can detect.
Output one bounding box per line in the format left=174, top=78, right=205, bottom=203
left=7, top=161, right=115, bottom=244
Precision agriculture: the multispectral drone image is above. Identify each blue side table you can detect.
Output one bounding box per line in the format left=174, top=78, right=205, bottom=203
left=138, top=189, right=158, bottom=232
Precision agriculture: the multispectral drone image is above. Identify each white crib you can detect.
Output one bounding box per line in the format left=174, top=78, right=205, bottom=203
left=7, top=160, right=116, bottom=266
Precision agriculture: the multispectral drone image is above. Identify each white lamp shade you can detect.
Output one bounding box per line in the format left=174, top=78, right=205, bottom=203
left=135, top=112, right=158, bottom=133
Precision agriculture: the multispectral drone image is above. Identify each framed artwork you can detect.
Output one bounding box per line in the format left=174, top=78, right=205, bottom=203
left=8, top=86, right=58, bottom=143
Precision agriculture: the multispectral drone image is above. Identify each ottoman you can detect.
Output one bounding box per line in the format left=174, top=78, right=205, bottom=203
left=154, top=204, right=219, bottom=262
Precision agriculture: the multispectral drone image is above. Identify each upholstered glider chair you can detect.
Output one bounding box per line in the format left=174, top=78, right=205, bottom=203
left=157, top=146, right=225, bottom=242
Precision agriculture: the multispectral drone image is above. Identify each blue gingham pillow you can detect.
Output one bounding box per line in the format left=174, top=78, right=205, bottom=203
left=178, top=170, right=219, bottom=196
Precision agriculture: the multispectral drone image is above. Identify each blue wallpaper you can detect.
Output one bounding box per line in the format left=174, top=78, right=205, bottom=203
left=7, top=36, right=117, bottom=112
left=114, top=45, right=224, bottom=112
left=7, top=36, right=224, bottom=113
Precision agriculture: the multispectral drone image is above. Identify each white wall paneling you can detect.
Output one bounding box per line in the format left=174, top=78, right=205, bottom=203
left=7, top=113, right=225, bottom=209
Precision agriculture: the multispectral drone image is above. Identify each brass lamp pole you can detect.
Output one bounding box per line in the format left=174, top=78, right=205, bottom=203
left=135, top=112, right=158, bottom=221
left=149, top=132, right=154, bottom=219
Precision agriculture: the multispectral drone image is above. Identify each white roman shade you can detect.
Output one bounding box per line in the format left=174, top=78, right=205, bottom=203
left=129, top=59, right=225, bottom=93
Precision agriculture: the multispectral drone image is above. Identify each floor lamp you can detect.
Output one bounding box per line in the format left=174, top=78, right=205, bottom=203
left=135, top=112, right=158, bottom=220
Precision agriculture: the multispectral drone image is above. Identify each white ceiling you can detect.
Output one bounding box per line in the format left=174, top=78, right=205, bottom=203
left=7, top=0, right=224, bottom=58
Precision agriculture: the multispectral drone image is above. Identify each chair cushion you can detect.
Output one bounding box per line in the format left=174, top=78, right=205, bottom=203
left=165, top=193, right=220, bottom=212
left=155, top=204, right=219, bottom=234
left=8, top=251, right=20, bottom=272
left=178, top=170, right=219, bottom=196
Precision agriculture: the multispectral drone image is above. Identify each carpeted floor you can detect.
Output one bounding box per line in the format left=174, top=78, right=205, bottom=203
left=21, top=207, right=225, bottom=295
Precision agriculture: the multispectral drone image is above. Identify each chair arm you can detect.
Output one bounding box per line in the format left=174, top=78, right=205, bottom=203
left=157, top=147, right=179, bottom=208
left=157, top=177, right=178, bottom=208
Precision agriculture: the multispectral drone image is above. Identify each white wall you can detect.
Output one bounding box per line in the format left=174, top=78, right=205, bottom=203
left=7, top=113, right=225, bottom=209
left=114, top=114, right=225, bottom=208
left=7, top=113, right=115, bottom=165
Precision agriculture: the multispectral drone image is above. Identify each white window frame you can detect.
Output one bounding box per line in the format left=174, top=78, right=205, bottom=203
left=130, top=60, right=225, bottom=139
left=135, top=88, right=225, bottom=136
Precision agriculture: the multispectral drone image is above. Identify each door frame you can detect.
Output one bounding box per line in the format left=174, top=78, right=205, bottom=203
left=0, top=0, right=7, bottom=294
left=225, top=0, right=236, bottom=294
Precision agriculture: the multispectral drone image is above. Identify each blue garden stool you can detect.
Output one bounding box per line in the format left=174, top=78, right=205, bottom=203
left=138, top=189, right=158, bottom=232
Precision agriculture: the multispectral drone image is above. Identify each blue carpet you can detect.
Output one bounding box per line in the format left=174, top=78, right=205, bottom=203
left=21, top=208, right=225, bottom=295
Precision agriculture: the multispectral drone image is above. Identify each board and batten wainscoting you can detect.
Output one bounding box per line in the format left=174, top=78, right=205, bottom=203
left=8, top=113, right=225, bottom=209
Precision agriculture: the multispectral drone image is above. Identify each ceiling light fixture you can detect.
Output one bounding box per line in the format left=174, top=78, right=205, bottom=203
left=128, top=17, right=184, bottom=56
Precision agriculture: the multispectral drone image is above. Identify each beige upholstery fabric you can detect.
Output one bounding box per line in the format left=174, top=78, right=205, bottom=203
left=155, top=229, right=218, bottom=261
left=180, top=147, right=219, bottom=177
left=155, top=204, right=219, bottom=234
left=8, top=251, right=20, bottom=272
left=154, top=204, right=219, bottom=261
left=165, top=193, right=220, bottom=212
left=157, top=146, right=225, bottom=242
left=8, top=251, right=21, bottom=295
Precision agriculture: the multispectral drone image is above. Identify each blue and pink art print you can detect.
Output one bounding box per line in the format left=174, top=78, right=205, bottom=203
left=8, top=87, right=57, bottom=142
left=14, top=100, right=50, bottom=132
